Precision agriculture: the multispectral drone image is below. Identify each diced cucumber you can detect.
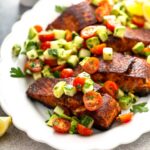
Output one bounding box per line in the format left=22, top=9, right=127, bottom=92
left=67, top=55, right=79, bottom=68
left=47, top=114, right=59, bottom=127
left=28, top=27, right=38, bottom=39
left=54, top=106, right=72, bottom=120
left=24, top=40, right=39, bottom=51
left=33, top=72, right=42, bottom=80
left=53, top=29, right=66, bottom=39
left=39, top=55, right=45, bottom=61
left=127, top=22, right=138, bottom=29
left=147, top=55, right=150, bottom=64
left=78, top=72, right=91, bottom=79
left=53, top=81, right=66, bottom=98
left=119, top=96, right=132, bottom=110
left=128, top=92, right=138, bottom=103
left=103, top=15, right=116, bottom=22
left=12, top=44, right=21, bottom=57
left=117, top=15, right=128, bottom=26
left=117, top=89, right=125, bottom=99
left=103, top=47, right=113, bottom=61
left=86, top=37, right=100, bottom=49
left=144, top=21, right=150, bottom=29
left=73, top=36, right=84, bottom=49
left=78, top=49, right=91, bottom=59
left=114, top=25, right=126, bottom=38
left=58, top=49, right=72, bottom=59
left=91, top=0, right=102, bottom=6
left=43, top=49, right=57, bottom=59
left=53, top=71, right=60, bottom=78
left=50, top=41, right=60, bottom=49
left=72, top=31, right=79, bottom=39
left=79, top=57, right=90, bottom=66
left=37, top=49, right=43, bottom=56
left=26, top=49, right=38, bottom=60
left=80, top=115, right=94, bottom=128
left=54, top=106, right=64, bottom=115
left=42, top=66, right=54, bottom=78
left=64, top=41, right=74, bottom=50
left=82, top=78, right=94, bottom=93
left=132, top=42, right=145, bottom=54
left=63, top=84, right=77, bottom=97
left=57, top=59, right=66, bottom=65
left=69, top=119, right=78, bottom=134
left=96, top=26, right=108, bottom=42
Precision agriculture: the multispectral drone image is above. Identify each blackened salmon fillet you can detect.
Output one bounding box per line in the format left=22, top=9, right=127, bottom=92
left=46, top=2, right=97, bottom=32
left=74, top=52, right=150, bottom=95
left=107, top=28, right=150, bottom=53
left=27, top=77, right=121, bottom=129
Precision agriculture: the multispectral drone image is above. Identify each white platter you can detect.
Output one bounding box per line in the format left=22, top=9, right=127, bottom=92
left=0, top=0, right=150, bottom=149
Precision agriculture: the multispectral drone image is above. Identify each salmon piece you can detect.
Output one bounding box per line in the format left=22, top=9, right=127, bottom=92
left=27, top=77, right=121, bottom=130
left=46, top=2, right=97, bottom=32
left=74, top=52, right=150, bottom=95
left=107, top=28, right=150, bottom=53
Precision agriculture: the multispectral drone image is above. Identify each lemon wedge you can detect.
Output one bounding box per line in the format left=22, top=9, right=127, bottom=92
left=143, top=0, right=150, bottom=22
left=0, top=116, right=12, bottom=137
left=125, top=0, right=143, bottom=16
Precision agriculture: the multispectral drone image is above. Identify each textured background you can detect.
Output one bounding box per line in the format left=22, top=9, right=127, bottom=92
left=0, top=0, right=150, bottom=150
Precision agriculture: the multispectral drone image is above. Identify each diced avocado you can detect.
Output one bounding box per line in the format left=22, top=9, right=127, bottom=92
left=78, top=72, right=91, bottom=79
left=63, top=84, right=77, bottom=97
left=73, top=36, right=84, bottom=49
left=78, top=49, right=91, bottom=59
left=147, top=55, right=150, bottom=64
left=80, top=115, right=94, bottom=128
left=79, top=57, right=90, bottom=66
left=57, top=59, right=66, bottom=65
left=42, top=66, right=54, bottom=78
left=67, top=55, right=79, bottom=68
left=26, top=49, right=38, bottom=60
left=33, top=72, right=42, bottom=80
left=96, top=26, right=108, bottom=42
left=12, top=44, right=21, bottom=57
left=132, top=42, right=145, bottom=54
left=53, top=81, right=66, bottom=98
left=69, top=119, right=78, bottom=134
left=103, top=47, right=113, bottom=61
left=28, top=27, right=38, bottom=39
left=82, top=78, right=94, bottom=93
left=86, top=37, right=100, bottom=49
left=114, top=25, right=126, bottom=38
left=119, top=96, right=132, bottom=110
left=43, top=49, right=57, bottom=59
left=117, top=89, right=125, bottom=99
left=91, top=0, right=102, bottom=6
left=47, top=114, right=59, bottom=127
left=53, top=29, right=66, bottom=39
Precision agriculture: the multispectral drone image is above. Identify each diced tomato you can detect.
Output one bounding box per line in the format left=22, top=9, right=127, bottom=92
left=60, top=68, right=74, bottom=78
left=105, top=19, right=116, bottom=32
left=51, top=64, right=66, bottom=72
left=24, top=59, right=43, bottom=73
left=40, top=41, right=51, bottom=50
left=103, top=81, right=118, bottom=97
left=65, top=30, right=72, bottom=42
left=39, top=31, right=55, bottom=42
left=95, top=1, right=112, bottom=22
left=73, top=77, right=86, bottom=91
left=91, top=43, right=106, bottom=55
left=83, top=91, right=103, bottom=111
left=44, top=59, right=58, bottom=67
left=117, top=112, right=133, bottom=123
left=82, top=57, right=100, bottom=74
left=80, top=26, right=97, bottom=39
left=53, top=118, right=71, bottom=134
left=132, top=16, right=145, bottom=28
left=77, top=124, right=93, bottom=136
left=34, top=25, right=43, bottom=32
left=143, top=47, right=150, bottom=56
